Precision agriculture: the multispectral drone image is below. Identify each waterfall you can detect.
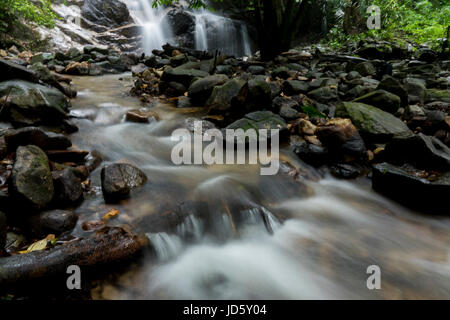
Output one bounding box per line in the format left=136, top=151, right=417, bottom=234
left=123, top=0, right=252, bottom=56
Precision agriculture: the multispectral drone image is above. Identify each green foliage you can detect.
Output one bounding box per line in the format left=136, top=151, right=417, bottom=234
left=324, top=0, right=449, bottom=50
left=0, top=0, right=57, bottom=33
left=301, top=105, right=326, bottom=119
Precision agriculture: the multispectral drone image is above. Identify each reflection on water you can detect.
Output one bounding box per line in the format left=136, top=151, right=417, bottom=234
left=70, top=74, right=450, bottom=300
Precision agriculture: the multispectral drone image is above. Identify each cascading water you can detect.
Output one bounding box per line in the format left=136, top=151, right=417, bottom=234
left=123, top=0, right=173, bottom=53
left=123, top=0, right=252, bottom=56
left=69, top=74, right=450, bottom=300
left=194, top=10, right=253, bottom=57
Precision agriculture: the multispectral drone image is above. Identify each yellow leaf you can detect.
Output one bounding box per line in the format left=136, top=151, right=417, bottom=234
left=103, top=209, right=119, bottom=220
left=23, top=234, right=55, bottom=253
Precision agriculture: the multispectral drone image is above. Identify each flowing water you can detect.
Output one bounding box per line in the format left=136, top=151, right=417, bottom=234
left=69, top=74, right=450, bottom=300
left=124, top=0, right=252, bottom=56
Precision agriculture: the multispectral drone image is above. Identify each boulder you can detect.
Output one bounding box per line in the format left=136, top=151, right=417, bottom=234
left=4, top=127, right=71, bottom=152
left=271, top=66, right=290, bottom=79
left=188, top=74, right=229, bottom=104
left=125, top=109, right=159, bottom=123
left=335, top=102, right=412, bottom=142
left=282, top=80, right=309, bottom=95
left=384, top=133, right=450, bottom=170
left=247, top=65, right=265, bottom=75
left=290, top=135, right=329, bottom=166
left=308, top=86, right=338, bottom=103
left=63, top=61, right=90, bottom=75
left=82, top=0, right=133, bottom=29
left=161, top=68, right=208, bottom=88
left=425, top=89, right=450, bottom=103
left=372, top=163, right=450, bottom=214
left=353, top=90, right=401, bottom=114
left=0, top=58, right=39, bottom=83
left=226, top=111, right=287, bottom=141
left=206, top=78, right=247, bottom=113
left=353, top=61, right=376, bottom=76
left=52, top=169, right=83, bottom=205
left=405, top=77, right=426, bottom=104
left=10, top=145, right=54, bottom=208
left=246, top=76, right=272, bottom=111
left=30, top=53, right=55, bottom=65
left=377, top=75, right=408, bottom=107
left=101, top=163, right=147, bottom=202
left=0, top=80, right=70, bottom=126
left=27, top=210, right=77, bottom=237
left=316, top=118, right=366, bottom=158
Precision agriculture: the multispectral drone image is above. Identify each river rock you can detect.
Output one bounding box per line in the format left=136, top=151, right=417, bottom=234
left=30, top=53, right=55, bottom=65
left=405, top=77, right=426, bottom=104
left=28, top=209, right=77, bottom=237
left=52, top=169, right=83, bottom=205
left=271, top=66, right=290, bottom=79
left=290, top=135, right=329, bottom=166
left=353, top=89, right=401, bottom=114
left=125, top=109, right=159, bottom=123
left=226, top=111, right=287, bottom=141
left=0, top=58, right=39, bottom=83
left=377, top=75, right=408, bottom=107
left=335, top=102, right=412, bottom=142
left=188, top=74, right=229, bottom=104
left=316, top=118, right=366, bottom=158
left=384, top=133, right=450, bottom=170
left=161, top=68, right=209, bottom=88
left=10, top=145, right=54, bottom=208
left=247, top=65, right=265, bottom=75
left=372, top=163, right=450, bottom=214
left=282, top=80, right=309, bottom=95
left=0, top=80, right=70, bottom=126
left=353, top=61, right=376, bottom=76
left=64, top=61, right=90, bottom=75
left=4, top=127, right=71, bottom=152
left=425, top=89, right=450, bottom=103
left=308, top=86, right=338, bottom=103
left=246, top=76, right=272, bottom=111
left=101, top=163, right=147, bottom=202
left=206, top=78, right=247, bottom=113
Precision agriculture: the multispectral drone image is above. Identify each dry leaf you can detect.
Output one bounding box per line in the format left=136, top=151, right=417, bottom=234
left=103, top=209, right=119, bottom=220
left=21, top=234, right=55, bottom=254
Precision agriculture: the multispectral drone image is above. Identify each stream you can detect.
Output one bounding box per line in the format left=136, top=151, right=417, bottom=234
left=69, top=73, right=450, bottom=300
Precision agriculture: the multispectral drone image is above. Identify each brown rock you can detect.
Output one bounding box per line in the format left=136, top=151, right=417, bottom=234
left=125, top=109, right=159, bottom=123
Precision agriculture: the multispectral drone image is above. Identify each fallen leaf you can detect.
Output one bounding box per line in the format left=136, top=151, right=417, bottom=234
left=103, top=209, right=120, bottom=220
left=21, top=234, right=55, bottom=254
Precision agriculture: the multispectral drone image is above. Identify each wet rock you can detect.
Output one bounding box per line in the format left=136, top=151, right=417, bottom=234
left=28, top=210, right=77, bottom=237
left=188, top=74, right=229, bottom=104
left=0, top=58, right=39, bottom=83
left=131, top=63, right=147, bottom=76
left=4, top=127, right=71, bottom=152
left=425, top=89, right=450, bottom=103
left=290, top=135, right=329, bottom=166
left=206, top=78, right=247, bottom=113
left=356, top=45, right=384, bottom=59
left=279, top=105, right=301, bottom=120
left=377, top=75, right=408, bottom=107
left=0, top=80, right=70, bottom=126
left=183, top=118, right=216, bottom=134
left=384, top=133, right=450, bottom=170
left=10, top=145, right=54, bottom=209
left=316, top=118, right=366, bottom=158
left=162, top=6, right=196, bottom=41
left=63, top=61, right=90, bottom=75
left=272, top=96, right=299, bottom=111
left=330, top=163, right=361, bottom=179
left=82, top=0, right=133, bottom=30
left=282, top=80, right=309, bottom=95
left=30, top=53, right=55, bottom=65
left=417, top=48, right=438, bottom=63
left=66, top=47, right=82, bottom=60
left=177, top=96, right=192, bottom=108
left=297, top=119, right=317, bottom=136
left=0, top=211, right=5, bottom=252
left=125, top=109, right=159, bottom=123
left=247, top=65, right=265, bottom=75
left=161, top=67, right=209, bottom=88
left=271, top=66, right=290, bottom=79
left=46, top=149, right=89, bottom=164
left=246, top=76, right=272, bottom=111
left=372, top=163, right=450, bottom=214
left=335, top=102, right=412, bottom=142
left=405, top=77, right=426, bottom=104
left=353, top=61, right=376, bottom=76
left=353, top=89, right=401, bottom=114
left=52, top=169, right=83, bottom=205
left=308, top=86, right=338, bottom=103
left=101, top=163, right=147, bottom=202
left=226, top=111, right=287, bottom=141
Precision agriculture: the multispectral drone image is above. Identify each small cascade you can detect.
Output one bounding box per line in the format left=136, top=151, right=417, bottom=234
left=146, top=232, right=183, bottom=261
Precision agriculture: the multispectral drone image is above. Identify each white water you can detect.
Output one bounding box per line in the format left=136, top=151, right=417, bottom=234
left=124, top=0, right=252, bottom=56
left=70, top=74, right=450, bottom=300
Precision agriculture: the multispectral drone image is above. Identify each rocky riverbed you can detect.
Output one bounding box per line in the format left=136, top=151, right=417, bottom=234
left=0, top=38, right=449, bottom=299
